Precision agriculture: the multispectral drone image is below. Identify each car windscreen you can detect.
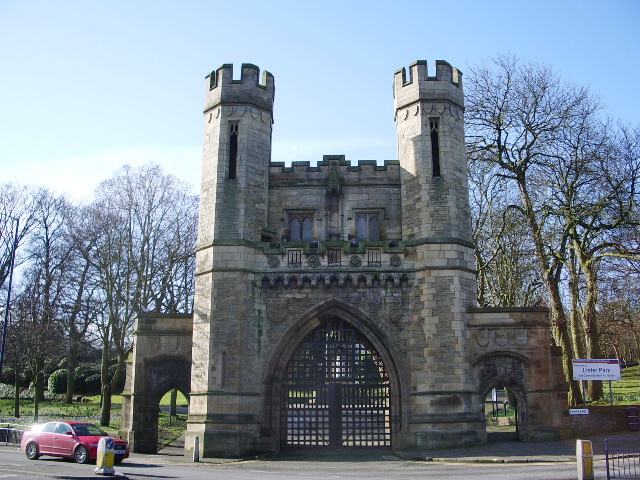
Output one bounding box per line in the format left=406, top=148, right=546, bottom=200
left=72, top=424, right=107, bottom=436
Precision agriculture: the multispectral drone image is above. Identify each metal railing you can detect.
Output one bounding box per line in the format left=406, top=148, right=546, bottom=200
left=606, top=439, right=640, bottom=479
left=0, top=424, right=28, bottom=445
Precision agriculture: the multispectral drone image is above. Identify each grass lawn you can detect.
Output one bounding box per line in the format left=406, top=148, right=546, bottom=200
left=0, top=389, right=189, bottom=448
left=84, top=390, right=188, bottom=407
left=591, top=365, right=640, bottom=404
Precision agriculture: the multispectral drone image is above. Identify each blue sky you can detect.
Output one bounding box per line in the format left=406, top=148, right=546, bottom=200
left=1, top=0, right=638, bottom=200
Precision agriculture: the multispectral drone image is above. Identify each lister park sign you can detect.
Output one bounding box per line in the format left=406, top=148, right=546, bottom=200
left=572, top=359, right=621, bottom=381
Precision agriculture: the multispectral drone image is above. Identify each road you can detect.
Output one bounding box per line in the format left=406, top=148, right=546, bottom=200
left=0, top=446, right=607, bottom=480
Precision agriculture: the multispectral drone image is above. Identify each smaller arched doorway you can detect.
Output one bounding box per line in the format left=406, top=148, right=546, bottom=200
left=129, top=357, right=191, bottom=453
left=483, top=385, right=520, bottom=442
left=476, top=354, right=529, bottom=443
left=280, top=317, right=391, bottom=450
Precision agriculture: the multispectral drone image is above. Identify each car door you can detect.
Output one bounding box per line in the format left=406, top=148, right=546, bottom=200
left=52, top=422, right=75, bottom=456
left=37, top=422, right=57, bottom=454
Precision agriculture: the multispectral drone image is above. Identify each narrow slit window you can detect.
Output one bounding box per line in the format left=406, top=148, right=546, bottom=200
left=229, top=123, right=238, bottom=179
left=430, top=119, right=441, bottom=177
left=221, top=351, right=227, bottom=387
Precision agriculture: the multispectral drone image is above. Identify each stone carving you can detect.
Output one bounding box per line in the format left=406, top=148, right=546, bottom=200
left=266, top=298, right=288, bottom=323
left=268, top=256, right=280, bottom=268
left=308, top=256, right=320, bottom=268
left=479, top=355, right=524, bottom=387
left=383, top=296, right=405, bottom=324
left=476, top=328, right=490, bottom=347
left=390, top=255, right=402, bottom=267
left=515, top=329, right=528, bottom=346
left=495, top=329, right=509, bottom=346
left=349, top=255, right=362, bottom=267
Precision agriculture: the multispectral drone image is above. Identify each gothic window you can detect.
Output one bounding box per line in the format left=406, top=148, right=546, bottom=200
left=229, top=122, right=238, bottom=179
left=356, top=212, right=381, bottom=241
left=430, top=118, right=441, bottom=177
left=288, top=212, right=314, bottom=242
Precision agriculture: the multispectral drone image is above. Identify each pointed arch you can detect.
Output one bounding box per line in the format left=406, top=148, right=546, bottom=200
left=263, top=299, right=406, bottom=451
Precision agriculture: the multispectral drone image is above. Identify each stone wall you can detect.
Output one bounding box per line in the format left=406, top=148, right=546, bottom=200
left=571, top=406, right=635, bottom=436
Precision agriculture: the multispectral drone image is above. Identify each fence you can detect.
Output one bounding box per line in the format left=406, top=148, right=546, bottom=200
left=0, top=425, right=27, bottom=445
left=606, top=439, right=640, bottom=479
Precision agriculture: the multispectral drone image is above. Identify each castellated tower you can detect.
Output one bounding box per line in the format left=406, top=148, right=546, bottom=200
left=187, top=64, right=275, bottom=456
left=394, top=61, right=482, bottom=447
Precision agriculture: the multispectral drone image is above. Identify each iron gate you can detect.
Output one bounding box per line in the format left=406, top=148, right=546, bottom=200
left=281, top=318, right=391, bottom=449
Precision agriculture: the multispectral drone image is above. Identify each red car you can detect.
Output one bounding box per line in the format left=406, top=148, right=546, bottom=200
left=20, top=421, right=129, bottom=464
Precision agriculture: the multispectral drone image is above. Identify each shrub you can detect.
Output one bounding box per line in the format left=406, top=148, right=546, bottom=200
left=84, top=374, right=102, bottom=394
left=19, top=388, right=34, bottom=400
left=0, top=383, right=15, bottom=399
left=1, top=368, right=29, bottom=388
left=48, top=369, right=68, bottom=394
left=74, top=363, right=101, bottom=394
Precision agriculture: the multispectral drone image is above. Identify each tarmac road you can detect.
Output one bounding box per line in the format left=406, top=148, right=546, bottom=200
left=0, top=444, right=607, bottom=480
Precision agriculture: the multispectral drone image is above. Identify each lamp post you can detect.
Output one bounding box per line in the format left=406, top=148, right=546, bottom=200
left=0, top=215, right=19, bottom=379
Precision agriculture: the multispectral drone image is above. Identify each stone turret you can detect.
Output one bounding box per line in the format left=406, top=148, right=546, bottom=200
left=394, top=60, right=479, bottom=448
left=188, top=64, right=275, bottom=457
left=394, top=60, right=471, bottom=242
left=199, top=63, right=274, bottom=245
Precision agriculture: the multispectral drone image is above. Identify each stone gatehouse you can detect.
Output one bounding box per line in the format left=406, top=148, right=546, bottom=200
left=120, top=60, right=569, bottom=457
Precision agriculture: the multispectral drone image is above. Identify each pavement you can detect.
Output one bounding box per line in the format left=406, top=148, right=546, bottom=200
left=6, top=430, right=639, bottom=469
left=150, top=429, right=640, bottom=465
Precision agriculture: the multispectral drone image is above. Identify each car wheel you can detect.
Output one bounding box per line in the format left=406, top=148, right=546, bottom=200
left=114, top=458, right=123, bottom=465
left=74, top=445, right=89, bottom=464
left=25, top=442, right=40, bottom=460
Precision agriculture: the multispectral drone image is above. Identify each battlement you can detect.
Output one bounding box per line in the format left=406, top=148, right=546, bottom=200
left=204, top=63, right=275, bottom=113
left=393, top=60, right=464, bottom=113
left=268, top=157, right=400, bottom=188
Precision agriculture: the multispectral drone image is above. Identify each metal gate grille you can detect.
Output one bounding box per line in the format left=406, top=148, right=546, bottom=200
left=281, top=318, right=390, bottom=449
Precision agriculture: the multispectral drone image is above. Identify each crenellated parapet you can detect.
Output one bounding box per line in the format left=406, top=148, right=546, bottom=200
left=269, top=156, right=401, bottom=186
left=393, top=60, right=463, bottom=114
left=205, top=63, right=275, bottom=113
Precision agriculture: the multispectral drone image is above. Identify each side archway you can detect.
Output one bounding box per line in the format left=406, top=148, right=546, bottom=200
left=127, top=356, right=191, bottom=453
left=119, top=313, right=194, bottom=454
left=475, top=353, right=529, bottom=442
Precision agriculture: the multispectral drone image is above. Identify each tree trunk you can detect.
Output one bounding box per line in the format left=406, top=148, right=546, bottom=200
left=65, top=368, right=75, bottom=404
left=65, top=344, right=77, bottom=404
left=518, top=181, right=582, bottom=405
left=170, top=389, right=177, bottom=419
left=576, top=247, right=604, bottom=401
left=568, top=250, right=586, bottom=359
left=13, top=372, right=20, bottom=418
left=100, top=383, right=111, bottom=427
left=99, top=326, right=111, bottom=427
left=33, top=370, right=40, bottom=422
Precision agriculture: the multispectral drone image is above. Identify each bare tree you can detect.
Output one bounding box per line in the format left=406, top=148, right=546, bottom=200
left=469, top=156, right=542, bottom=307
left=88, top=164, right=197, bottom=426
left=466, top=55, right=602, bottom=404
left=58, top=204, right=101, bottom=403
left=0, top=184, right=40, bottom=290
left=11, top=270, right=63, bottom=420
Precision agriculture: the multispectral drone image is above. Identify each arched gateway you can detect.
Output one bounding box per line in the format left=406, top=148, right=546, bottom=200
left=280, top=317, right=391, bottom=449
left=121, top=61, right=569, bottom=458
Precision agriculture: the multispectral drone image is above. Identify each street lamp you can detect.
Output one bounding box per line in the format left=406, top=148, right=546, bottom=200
left=0, top=215, right=19, bottom=379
